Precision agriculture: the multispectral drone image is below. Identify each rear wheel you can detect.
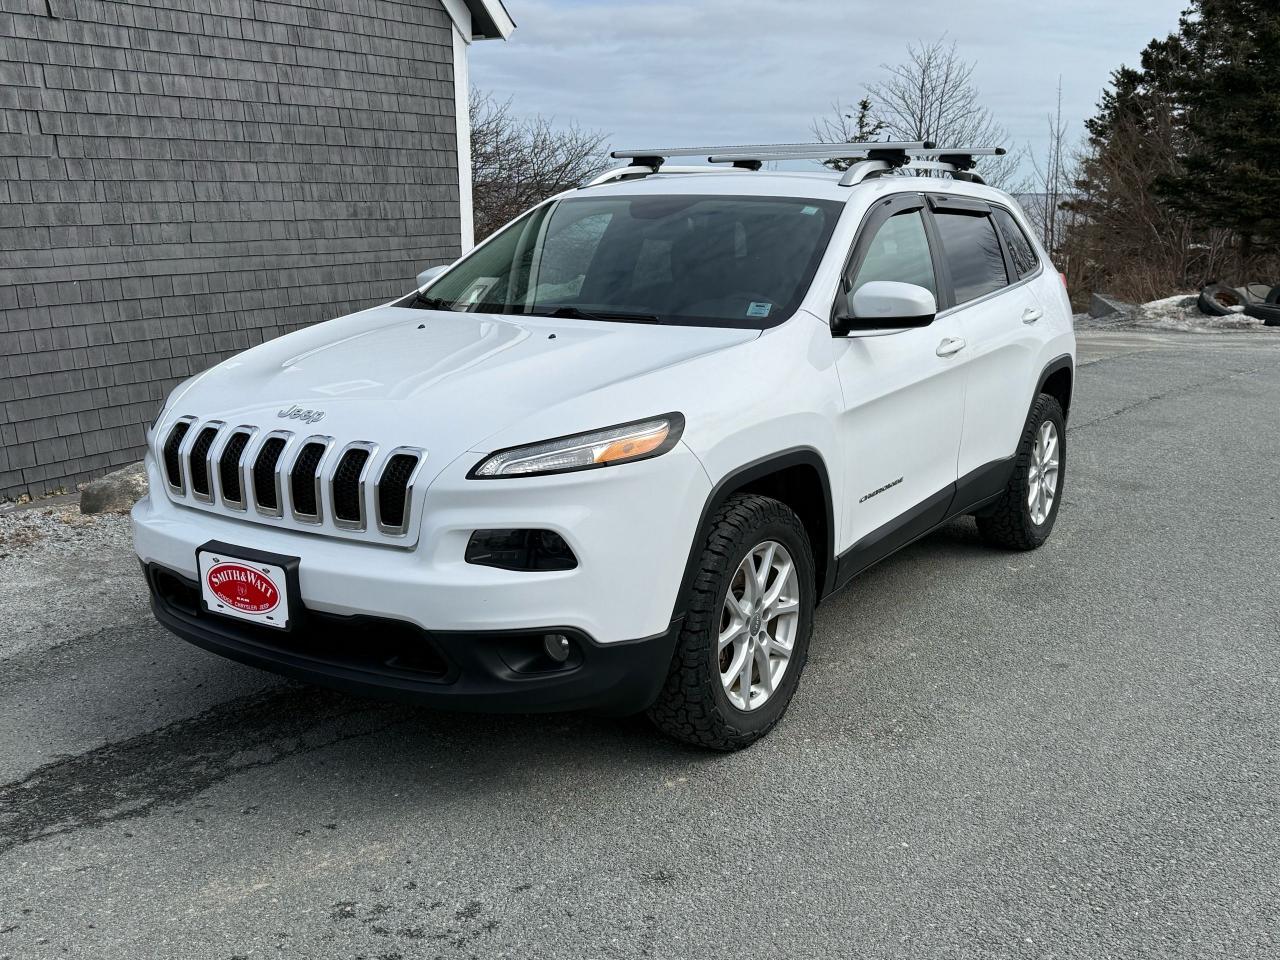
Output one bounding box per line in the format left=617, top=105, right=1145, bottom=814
left=976, top=394, right=1066, bottom=550
left=648, top=494, right=815, bottom=751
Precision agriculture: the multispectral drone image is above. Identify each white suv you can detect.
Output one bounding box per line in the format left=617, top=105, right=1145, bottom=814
left=132, top=141, right=1075, bottom=750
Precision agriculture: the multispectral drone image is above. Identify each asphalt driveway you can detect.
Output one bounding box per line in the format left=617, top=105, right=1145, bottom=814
left=2, top=328, right=1278, bottom=959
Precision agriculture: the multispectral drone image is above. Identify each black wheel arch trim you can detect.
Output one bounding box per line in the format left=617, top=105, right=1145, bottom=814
left=1036, top=354, right=1074, bottom=417
left=670, top=447, right=836, bottom=623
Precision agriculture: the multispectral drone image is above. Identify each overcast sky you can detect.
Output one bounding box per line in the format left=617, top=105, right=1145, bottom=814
left=470, top=0, right=1186, bottom=175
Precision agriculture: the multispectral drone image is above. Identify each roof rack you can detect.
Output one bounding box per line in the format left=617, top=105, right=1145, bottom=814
left=703, top=141, right=932, bottom=165
left=603, top=141, right=1006, bottom=186
left=612, top=141, right=932, bottom=170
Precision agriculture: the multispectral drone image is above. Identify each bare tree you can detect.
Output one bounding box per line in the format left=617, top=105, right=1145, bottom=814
left=470, top=91, right=612, bottom=241
left=822, top=37, right=1020, bottom=188
left=810, top=97, right=886, bottom=171
left=1058, top=90, right=1237, bottom=306
left=1024, top=78, right=1076, bottom=256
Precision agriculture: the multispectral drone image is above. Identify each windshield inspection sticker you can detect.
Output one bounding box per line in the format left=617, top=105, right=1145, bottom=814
left=801, top=205, right=820, bottom=216
left=746, top=301, right=773, bottom=318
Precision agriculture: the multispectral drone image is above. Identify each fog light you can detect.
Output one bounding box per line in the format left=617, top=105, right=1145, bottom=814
left=543, top=633, right=571, bottom=663
left=465, top=529, right=578, bottom=571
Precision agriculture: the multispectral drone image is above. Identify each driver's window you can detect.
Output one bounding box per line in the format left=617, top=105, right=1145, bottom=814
left=850, top=210, right=937, bottom=298
left=527, top=212, right=613, bottom=305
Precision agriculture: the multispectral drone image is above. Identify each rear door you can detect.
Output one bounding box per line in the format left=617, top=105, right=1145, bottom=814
left=928, top=197, right=1046, bottom=479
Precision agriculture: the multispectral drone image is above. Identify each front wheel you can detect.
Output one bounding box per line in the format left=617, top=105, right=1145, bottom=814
left=976, top=393, right=1066, bottom=550
left=648, top=494, right=815, bottom=751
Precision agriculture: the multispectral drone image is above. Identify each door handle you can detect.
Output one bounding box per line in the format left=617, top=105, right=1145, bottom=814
left=1022, top=307, right=1043, bottom=324
left=936, top=337, right=966, bottom=357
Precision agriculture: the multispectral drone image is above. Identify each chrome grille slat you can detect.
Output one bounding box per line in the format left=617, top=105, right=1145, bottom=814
left=375, top=447, right=425, bottom=537
left=187, top=423, right=223, bottom=502
left=331, top=442, right=377, bottom=531
left=289, top=436, right=334, bottom=524
left=252, top=432, right=292, bottom=517
left=215, top=427, right=256, bottom=510
left=162, top=417, right=196, bottom=493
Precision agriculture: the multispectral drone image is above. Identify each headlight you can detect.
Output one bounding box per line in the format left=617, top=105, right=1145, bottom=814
left=470, top=414, right=685, bottom=478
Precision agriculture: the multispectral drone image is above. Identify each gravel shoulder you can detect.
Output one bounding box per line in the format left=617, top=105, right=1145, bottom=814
left=0, top=508, right=138, bottom=662
left=2, top=329, right=1279, bottom=960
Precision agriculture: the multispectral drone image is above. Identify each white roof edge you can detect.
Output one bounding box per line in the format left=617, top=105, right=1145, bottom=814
left=465, top=0, right=515, bottom=40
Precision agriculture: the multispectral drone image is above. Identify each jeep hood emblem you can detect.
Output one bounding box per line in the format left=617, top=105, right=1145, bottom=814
left=278, top=404, right=326, bottom=424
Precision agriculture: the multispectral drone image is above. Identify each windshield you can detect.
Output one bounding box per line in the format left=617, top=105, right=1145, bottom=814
left=407, top=194, right=843, bottom=328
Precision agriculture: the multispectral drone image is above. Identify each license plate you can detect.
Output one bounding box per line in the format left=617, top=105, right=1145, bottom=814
left=198, top=548, right=291, bottom=630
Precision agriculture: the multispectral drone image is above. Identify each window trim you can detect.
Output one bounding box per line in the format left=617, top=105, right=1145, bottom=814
left=926, top=199, right=1011, bottom=307
left=829, top=192, right=947, bottom=327
left=926, top=196, right=1045, bottom=319
left=989, top=204, right=1043, bottom=282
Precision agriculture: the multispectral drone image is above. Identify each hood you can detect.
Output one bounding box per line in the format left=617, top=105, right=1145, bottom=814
left=169, top=305, right=759, bottom=469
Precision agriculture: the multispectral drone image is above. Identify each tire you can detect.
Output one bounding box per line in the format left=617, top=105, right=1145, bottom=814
left=1266, top=286, right=1280, bottom=305
left=976, top=394, right=1066, bottom=551
left=1244, top=301, right=1280, bottom=326
left=648, top=494, right=815, bottom=751
left=1197, top=283, right=1243, bottom=316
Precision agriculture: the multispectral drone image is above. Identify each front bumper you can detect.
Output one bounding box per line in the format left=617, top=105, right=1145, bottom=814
left=132, top=441, right=709, bottom=643
left=145, top=562, right=681, bottom=714
left=133, top=441, right=709, bottom=712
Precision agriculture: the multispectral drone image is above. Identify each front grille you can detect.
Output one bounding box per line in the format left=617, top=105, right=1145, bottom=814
left=162, top=420, right=192, bottom=489
left=377, top=453, right=419, bottom=532
left=188, top=426, right=220, bottom=498
left=218, top=431, right=252, bottom=506
left=332, top=447, right=371, bottom=524
left=253, top=437, right=288, bottom=512
left=161, top=416, right=423, bottom=541
left=290, top=442, right=328, bottom=519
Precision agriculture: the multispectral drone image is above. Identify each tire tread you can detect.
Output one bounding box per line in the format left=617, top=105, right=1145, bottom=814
left=975, top=393, right=1065, bottom=551
left=647, top=494, right=813, bottom=751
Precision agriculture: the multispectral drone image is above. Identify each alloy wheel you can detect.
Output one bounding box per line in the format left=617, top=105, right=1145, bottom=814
left=718, top=540, right=801, bottom=712
left=1027, top=420, right=1060, bottom=525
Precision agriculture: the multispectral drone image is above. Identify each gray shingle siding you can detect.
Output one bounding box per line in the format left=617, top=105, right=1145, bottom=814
left=1, top=0, right=462, bottom=500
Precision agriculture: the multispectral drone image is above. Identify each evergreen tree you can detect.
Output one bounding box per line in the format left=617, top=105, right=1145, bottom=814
left=1155, top=0, right=1280, bottom=256
left=1060, top=0, right=1280, bottom=302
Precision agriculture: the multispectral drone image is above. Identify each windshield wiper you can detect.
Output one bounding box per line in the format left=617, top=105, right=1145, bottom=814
left=410, top=292, right=454, bottom=310
left=533, top=306, right=661, bottom=324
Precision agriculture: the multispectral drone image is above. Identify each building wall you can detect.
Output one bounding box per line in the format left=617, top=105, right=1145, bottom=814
left=0, top=0, right=463, bottom=500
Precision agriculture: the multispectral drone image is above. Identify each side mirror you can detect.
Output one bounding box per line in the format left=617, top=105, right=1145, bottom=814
left=416, top=264, right=448, bottom=289
left=833, top=281, right=937, bottom=336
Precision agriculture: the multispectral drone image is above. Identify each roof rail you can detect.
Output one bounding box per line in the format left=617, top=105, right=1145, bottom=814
left=587, top=164, right=753, bottom=187
left=838, top=158, right=994, bottom=186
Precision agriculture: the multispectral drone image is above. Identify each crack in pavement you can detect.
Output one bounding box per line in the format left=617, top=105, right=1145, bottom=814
left=1070, top=365, right=1267, bottom=433
left=0, top=685, right=412, bottom=857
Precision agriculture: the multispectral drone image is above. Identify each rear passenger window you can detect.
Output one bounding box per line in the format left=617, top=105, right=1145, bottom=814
left=992, top=208, right=1040, bottom=279
left=933, top=211, right=1009, bottom=305
left=851, top=210, right=937, bottom=298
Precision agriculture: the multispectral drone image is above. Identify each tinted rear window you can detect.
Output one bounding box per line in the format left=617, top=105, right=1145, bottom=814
left=993, top=207, right=1040, bottom=279
left=934, top=211, right=1009, bottom=305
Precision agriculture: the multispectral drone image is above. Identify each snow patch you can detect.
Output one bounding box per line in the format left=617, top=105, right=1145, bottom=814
left=1077, top=293, right=1277, bottom=333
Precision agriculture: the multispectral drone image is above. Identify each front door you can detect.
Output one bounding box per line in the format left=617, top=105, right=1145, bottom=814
left=830, top=195, right=967, bottom=567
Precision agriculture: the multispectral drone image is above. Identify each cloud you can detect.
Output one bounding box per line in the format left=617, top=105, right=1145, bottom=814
left=471, top=0, right=1186, bottom=173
